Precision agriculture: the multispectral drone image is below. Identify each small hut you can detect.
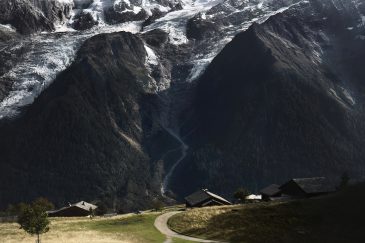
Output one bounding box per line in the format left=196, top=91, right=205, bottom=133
left=185, top=189, right=232, bottom=208
left=260, top=184, right=282, bottom=201
left=279, top=177, right=335, bottom=198
left=48, top=201, right=97, bottom=217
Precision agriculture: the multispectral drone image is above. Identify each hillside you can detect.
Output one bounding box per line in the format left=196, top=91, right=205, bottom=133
left=174, top=0, right=365, bottom=198
left=0, top=31, right=180, bottom=210
left=169, top=184, right=365, bottom=243
left=0, top=210, right=190, bottom=243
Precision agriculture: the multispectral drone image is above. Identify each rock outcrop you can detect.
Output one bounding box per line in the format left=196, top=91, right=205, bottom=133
left=72, top=11, right=98, bottom=30
left=0, top=0, right=74, bottom=34
left=0, top=0, right=54, bottom=34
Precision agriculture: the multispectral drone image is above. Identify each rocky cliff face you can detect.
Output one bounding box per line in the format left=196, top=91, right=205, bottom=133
left=0, top=0, right=53, bottom=34
left=174, top=0, right=365, bottom=198
left=0, top=31, right=181, bottom=210
left=0, top=0, right=74, bottom=34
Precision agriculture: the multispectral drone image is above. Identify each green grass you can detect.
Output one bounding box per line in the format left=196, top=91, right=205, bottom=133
left=0, top=211, right=192, bottom=243
left=169, top=184, right=365, bottom=243
left=71, top=214, right=165, bottom=242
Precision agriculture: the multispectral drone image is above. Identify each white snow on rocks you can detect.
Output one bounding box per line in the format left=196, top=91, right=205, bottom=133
left=56, top=0, right=74, bottom=3
left=143, top=0, right=224, bottom=45
left=0, top=0, right=317, bottom=119
left=187, top=1, right=305, bottom=82
left=143, top=43, right=172, bottom=92
left=0, top=21, right=143, bottom=119
left=69, top=0, right=173, bottom=27
left=0, top=24, right=16, bottom=32
left=329, top=87, right=356, bottom=107
left=144, top=44, right=159, bottom=66
left=0, top=35, right=79, bottom=119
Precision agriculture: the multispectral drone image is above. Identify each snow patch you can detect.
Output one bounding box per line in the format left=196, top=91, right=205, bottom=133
left=143, top=0, right=224, bottom=45
left=56, top=0, right=74, bottom=3
left=342, top=88, right=356, bottom=106
left=144, top=44, right=159, bottom=66
left=329, top=87, right=356, bottom=107
left=0, top=24, right=16, bottom=32
left=140, top=0, right=171, bottom=16
left=142, top=44, right=172, bottom=92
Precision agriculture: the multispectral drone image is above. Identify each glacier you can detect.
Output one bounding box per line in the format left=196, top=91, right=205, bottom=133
left=0, top=0, right=309, bottom=119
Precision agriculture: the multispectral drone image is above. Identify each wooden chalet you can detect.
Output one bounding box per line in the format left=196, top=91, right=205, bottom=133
left=48, top=201, right=97, bottom=217
left=260, top=184, right=282, bottom=201
left=185, top=189, right=232, bottom=208
left=279, top=177, right=335, bottom=198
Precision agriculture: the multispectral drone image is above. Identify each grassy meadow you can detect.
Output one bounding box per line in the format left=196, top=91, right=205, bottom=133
left=169, top=184, right=365, bottom=243
left=0, top=211, right=190, bottom=243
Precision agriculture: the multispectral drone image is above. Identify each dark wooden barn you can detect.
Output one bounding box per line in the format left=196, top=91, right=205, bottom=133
left=185, top=189, right=232, bottom=208
left=279, top=177, right=335, bottom=198
left=260, top=184, right=282, bottom=201
left=48, top=201, right=97, bottom=217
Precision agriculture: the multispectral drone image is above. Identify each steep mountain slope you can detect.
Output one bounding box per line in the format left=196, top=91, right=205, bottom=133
left=1, top=0, right=365, bottom=209
left=174, top=0, right=365, bottom=197
left=0, top=31, right=180, bottom=210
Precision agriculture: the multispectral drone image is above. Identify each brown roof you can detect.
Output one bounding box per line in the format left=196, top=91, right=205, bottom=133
left=185, top=189, right=231, bottom=206
left=48, top=201, right=97, bottom=215
left=260, top=184, right=281, bottom=196
left=281, top=177, right=335, bottom=194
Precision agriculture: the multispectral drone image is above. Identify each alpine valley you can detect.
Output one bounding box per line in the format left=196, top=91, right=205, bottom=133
left=0, top=0, right=365, bottom=211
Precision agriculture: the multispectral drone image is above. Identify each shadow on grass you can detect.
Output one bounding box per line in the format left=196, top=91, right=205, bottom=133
left=172, top=184, right=365, bottom=243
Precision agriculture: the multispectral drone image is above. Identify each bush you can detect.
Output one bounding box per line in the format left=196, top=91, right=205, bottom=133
left=152, top=199, right=164, bottom=211
left=32, top=197, right=54, bottom=211
left=234, top=188, right=250, bottom=203
left=17, top=200, right=50, bottom=243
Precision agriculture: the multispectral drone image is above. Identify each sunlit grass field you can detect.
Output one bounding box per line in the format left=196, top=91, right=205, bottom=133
left=0, top=210, right=190, bottom=243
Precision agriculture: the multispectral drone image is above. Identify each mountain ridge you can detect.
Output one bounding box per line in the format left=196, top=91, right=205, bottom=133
left=1, top=0, right=365, bottom=209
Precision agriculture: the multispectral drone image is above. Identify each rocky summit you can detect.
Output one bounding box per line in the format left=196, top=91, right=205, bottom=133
left=0, top=0, right=365, bottom=210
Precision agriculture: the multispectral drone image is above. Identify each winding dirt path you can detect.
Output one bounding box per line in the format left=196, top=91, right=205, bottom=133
left=154, top=211, right=224, bottom=243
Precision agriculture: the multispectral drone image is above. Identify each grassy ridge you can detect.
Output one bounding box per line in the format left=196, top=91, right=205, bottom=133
left=169, top=184, right=365, bottom=243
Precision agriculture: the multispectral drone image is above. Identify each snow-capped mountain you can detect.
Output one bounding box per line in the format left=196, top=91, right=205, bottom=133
left=1, top=0, right=365, bottom=209
left=0, top=0, right=310, bottom=119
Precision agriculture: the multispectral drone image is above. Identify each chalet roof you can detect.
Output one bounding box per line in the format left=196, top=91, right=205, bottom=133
left=260, top=184, right=281, bottom=196
left=48, top=201, right=97, bottom=214
left=73, top=201, right=98, bottom=211
left=185, top=189, right=231, bottom=206
left=281, top=177, right=335, bottom=194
